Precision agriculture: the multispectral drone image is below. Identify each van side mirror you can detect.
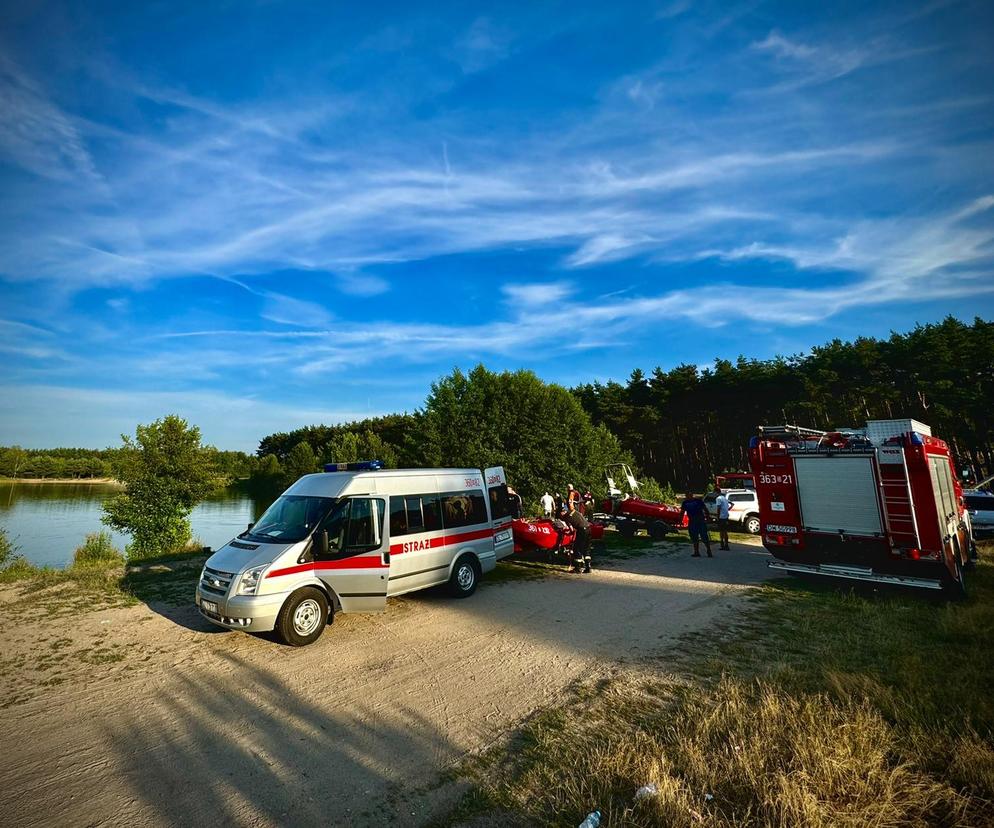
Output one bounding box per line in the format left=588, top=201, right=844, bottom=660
left=314, top=529, right=329, bottom=558
left=247, top=522, right=255, bottom=531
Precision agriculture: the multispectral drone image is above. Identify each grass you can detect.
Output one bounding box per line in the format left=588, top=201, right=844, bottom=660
left=443, top=545, right=994, bottom=827
left=0, top=528, right=208, bottom=617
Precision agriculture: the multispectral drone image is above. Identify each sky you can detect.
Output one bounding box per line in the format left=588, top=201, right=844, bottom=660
left=1, top=0, right=993, bottom=451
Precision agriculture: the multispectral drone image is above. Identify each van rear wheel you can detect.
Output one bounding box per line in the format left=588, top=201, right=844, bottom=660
left=448, top=555, right=480, bottom=598
left=745, top=515, right=761, bottom=535
left=276, top=587, right=329, bottom=646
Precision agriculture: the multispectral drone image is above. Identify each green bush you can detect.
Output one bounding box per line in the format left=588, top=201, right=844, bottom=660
left=0, top=526, right=41, bottom=582
left=72, top=532, right=124, bottom=567
left=0, top=525, right=15, bottom=567
left=102, top=414, right=219, bottom=560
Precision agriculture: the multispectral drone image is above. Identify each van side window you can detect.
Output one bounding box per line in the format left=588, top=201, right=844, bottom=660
left=488, top=485, right=513, bottom=520
left=316, top=498, right=384, bottom=558
left=440, top=490, right=488, bottom=529
left=389, top=494, right=441, bottom=537
left=346, top=498, right=383, bottom=552
left=729, top=493, right=753, bottom=503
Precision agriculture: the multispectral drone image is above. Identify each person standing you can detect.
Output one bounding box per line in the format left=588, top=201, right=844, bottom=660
left=567, top=484, right=580, bottom=513
left=680, top=491, right=713, bottom=557
left=540, top=491, right=555, bottom=517
left=566, top=502, right=592, bottom=573
left=714, top=488, right=731, bottom=551
left=506, top=485, right=523, bottom=518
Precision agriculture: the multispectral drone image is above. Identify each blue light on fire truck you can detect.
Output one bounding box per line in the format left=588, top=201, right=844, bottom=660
left=909, top=432, right=925, bottom=446
left=749, top=436, right=760, bottom=449
left=323, top=460, right=384, bottom=472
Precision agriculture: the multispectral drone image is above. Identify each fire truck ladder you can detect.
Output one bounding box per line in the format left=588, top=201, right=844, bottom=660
left=758, top=424, right=827, bottom=442
left=877, top=446, right=921, bottom=551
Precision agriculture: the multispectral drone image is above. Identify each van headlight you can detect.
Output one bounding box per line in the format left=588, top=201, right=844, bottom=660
left=238, top=566, right=267, bottom=595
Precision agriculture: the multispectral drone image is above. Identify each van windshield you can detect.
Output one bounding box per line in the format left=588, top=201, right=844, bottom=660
left=243, top=495, right=337, bottom=543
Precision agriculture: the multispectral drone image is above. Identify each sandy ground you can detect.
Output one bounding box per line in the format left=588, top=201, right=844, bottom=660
left=0, top=539, right=773, bottom=827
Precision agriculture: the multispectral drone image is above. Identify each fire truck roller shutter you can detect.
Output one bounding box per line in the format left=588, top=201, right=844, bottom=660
left=793, top=456, right=883, bottom=536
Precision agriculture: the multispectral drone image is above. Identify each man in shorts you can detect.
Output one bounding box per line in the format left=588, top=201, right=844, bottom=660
left=714, top=487, right=731, bottom=551
left=680, top=491, right=713, bottom=558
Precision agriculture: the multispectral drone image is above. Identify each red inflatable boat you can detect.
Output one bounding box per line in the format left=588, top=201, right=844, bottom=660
left=511, top=517, right=605, bottom=559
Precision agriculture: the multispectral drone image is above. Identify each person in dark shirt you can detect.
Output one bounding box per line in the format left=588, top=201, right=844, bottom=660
left=566, top=503, right=592, bottom=573
left=680, top=491, right=713, bottom=558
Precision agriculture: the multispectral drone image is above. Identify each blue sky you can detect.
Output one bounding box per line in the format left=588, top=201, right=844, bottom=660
left=1, top=0, right=993, bottom=451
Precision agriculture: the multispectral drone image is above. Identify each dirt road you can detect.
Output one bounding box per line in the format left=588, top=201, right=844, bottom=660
left=0, top=541, right=773, bottom=827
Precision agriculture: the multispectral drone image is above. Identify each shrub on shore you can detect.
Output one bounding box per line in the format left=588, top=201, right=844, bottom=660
left=72, top=532, right=124, bottom=567
left=0, top=527, right=126, bottom=586
left=0, top=526, right=35, bottom=583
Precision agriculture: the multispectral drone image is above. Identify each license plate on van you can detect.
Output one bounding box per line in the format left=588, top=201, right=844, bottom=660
left=201, top=600, right=219, bottom=614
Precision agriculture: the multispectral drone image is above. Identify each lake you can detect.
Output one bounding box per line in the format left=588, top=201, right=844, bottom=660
left=0, top=482, right=276, bottom=568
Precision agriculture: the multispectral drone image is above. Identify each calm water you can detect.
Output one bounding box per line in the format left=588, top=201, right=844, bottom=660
left=0, top=483, right=275, bottom=568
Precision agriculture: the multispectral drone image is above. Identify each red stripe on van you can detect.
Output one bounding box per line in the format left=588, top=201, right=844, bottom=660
left=390, top=527, right=494, bottom=555
left=266, top=557, right=388, bottom=579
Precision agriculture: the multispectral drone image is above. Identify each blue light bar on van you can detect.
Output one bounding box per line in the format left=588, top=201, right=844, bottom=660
left=323, top=460, right=384, bottom=472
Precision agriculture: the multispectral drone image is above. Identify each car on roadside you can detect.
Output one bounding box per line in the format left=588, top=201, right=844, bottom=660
left=704, top=488, right=762, bottom=534
left=965, top=491, right=994, bottom=538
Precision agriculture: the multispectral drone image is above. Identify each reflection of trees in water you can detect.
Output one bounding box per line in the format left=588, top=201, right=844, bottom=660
left=0, top=483, right=278, bottom=565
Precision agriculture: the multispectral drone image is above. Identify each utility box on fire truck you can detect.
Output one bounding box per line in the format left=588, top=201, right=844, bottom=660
left=749, top=420, right=976, bottom=596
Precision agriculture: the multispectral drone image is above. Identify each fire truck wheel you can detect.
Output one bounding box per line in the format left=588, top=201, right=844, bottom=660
left=943, top=561, right=967, bottom=601
left=618, top=522, right=637, bottom=538
left=448, top=555, right=480, bottom=598
left=649, top=521, right=668, bottom=541
left=275, top=587, right=330, bottom=646
left=745, top=515, right=761, bottom=535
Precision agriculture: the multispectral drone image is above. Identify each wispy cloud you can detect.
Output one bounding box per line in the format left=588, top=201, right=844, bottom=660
left=502, top=281, right=574, bottom=305
left=0, top=55, right=98, bottom=182
left=0, top=0, right=991, bottom=450
left=335, top=273, right=390, bottom=297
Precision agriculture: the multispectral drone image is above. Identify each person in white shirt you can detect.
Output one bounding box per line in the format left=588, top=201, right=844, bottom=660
left=714, top=488, right=731, bottom=551
left=540, top=491, right=555, bottom=517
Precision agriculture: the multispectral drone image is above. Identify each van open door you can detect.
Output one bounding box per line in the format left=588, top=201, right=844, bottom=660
left=485, top=467, right=515, bottom=560
left=314, top=497, right=389, bottom=612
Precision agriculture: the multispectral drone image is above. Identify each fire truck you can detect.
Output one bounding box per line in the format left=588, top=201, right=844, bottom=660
left=749, top=419, right=976, bottom=596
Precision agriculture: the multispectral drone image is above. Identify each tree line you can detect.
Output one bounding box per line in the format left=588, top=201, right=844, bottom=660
left=251, top=317, right=993, bottom=498
left=574, top=316, right=994, bottom=489
left=0, top=444, right=256, bottom=481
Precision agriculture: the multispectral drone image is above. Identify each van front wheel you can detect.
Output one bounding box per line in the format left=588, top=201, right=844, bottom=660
left=449, top=556, right=480, bottom=598
left=276, top=587, right=329, bottom=646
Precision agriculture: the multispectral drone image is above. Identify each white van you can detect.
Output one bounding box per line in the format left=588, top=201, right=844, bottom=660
left=196, top=462, right=515, bottom=645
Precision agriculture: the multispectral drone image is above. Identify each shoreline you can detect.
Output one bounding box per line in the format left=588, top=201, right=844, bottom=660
left=0, top=477, right=122, bottom=486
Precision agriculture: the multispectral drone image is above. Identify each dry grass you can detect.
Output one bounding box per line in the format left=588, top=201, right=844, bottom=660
left=447, top=548, right=994, bottom=827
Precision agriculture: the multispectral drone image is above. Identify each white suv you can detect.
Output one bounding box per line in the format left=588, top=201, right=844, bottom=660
left=705, top=489, right=762, bottom=534
left=965, top=491, right=994, bottom=538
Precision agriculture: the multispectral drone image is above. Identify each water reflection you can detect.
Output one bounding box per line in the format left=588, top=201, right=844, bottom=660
left=0, top=483, right=276, bottom=568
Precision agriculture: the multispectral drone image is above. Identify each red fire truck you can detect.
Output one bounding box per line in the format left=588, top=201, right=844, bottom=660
left=749, top=419, right=977, bottom=596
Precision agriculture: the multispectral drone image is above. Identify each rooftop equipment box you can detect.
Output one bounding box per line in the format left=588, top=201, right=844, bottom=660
left=865, top=419, right=932, bottom=445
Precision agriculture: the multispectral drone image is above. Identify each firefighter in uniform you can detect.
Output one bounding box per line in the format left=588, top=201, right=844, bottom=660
left=567, top=500, right=592, bottom=573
